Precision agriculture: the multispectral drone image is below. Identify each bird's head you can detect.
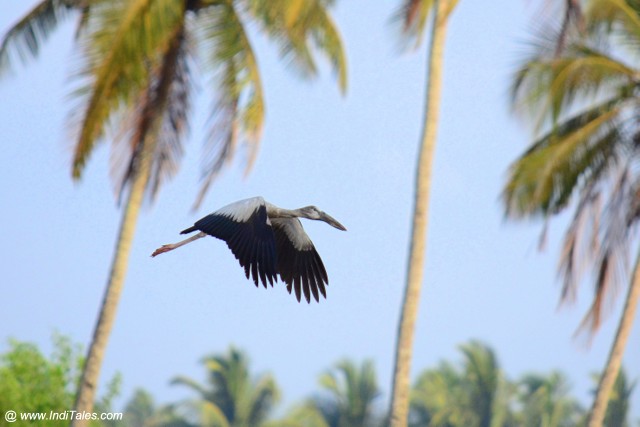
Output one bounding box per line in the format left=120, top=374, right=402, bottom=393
left=299, top=206, right=347, bottom=231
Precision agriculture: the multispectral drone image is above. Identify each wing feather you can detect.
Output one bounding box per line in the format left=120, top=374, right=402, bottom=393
left=271, top=218, right=329, bottom=302
left=187, top=198, right=277, bottom=287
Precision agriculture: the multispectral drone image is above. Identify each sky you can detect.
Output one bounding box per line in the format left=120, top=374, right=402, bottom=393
left=1, top=0, right=639, bottom=420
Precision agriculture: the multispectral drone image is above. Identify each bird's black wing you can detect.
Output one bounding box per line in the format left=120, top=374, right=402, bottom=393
left=185, top=199, right=278, bottom=288
left=271, top=218, right=329, bottom=303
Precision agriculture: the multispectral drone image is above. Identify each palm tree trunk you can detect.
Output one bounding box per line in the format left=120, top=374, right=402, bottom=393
left=71, top=138, right=155, bottom=427
left=388, top=1, right=451, bottom=425
left=587, top=247, right=640, bottom=427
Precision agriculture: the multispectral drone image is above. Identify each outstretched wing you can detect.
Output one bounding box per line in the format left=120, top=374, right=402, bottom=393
left=271, top=218, right=329, bottom=303
left=185, top=197, right=278, bottom=288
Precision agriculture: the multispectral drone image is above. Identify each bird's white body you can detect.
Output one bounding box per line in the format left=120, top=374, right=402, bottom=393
left=152, top=197, right=346, bottom=303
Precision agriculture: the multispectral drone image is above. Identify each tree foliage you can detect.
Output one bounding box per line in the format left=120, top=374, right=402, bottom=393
left=0, top=335, right=120, bottom=427
left=0, top=0, right=348, bottom=208
left=4, top=339, right=636, bottom=427
left=171, top=347, right=280, bottom=427
left=409, top=341, right=514, bottom=427
left=505, top=0, right=640, bottom=335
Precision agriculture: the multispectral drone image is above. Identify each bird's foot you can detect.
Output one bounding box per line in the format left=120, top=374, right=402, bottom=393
left=151, top=244, right=175, bottom=257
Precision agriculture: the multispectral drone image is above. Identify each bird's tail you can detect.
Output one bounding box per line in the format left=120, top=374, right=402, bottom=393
left=180, top=226, right=198, bottom=235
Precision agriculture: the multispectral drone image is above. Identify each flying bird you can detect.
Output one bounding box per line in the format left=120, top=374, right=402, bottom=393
left=151, top=197, right=346, bottom=303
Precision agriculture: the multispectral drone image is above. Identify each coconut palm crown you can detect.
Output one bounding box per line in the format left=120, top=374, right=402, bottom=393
left=505, top=0, right=640, bottom=334
left=0, top=0, right=347, bottom=208
left=505, top=1, right=640, bottom=425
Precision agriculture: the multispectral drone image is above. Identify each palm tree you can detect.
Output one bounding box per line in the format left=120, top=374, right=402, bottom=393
left=459, top=342, right=508, bottom=427
left=277, top=360, right=380, bottom=427
left=505, top=1, right=640, bottom=425
left=0, top=1, right=347, bottom=423
left=388, top=1, right=458, bottom=425
left=172, top=347, right=280, bottom=427
left=118, top=388, right=192, bottom=427
left=409, top=341, right=512, bottom=427
left=518, top=372, right=583, bottom=427
left=409, top=361, right=462, bottom=427
left=121, top=389, right=156, bottom=427
left=313, top=360, right=381, bottom=427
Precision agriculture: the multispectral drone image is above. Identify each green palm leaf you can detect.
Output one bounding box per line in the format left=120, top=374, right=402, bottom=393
left=505, top=0, right=640, bottom=348
left=587, top=0, right=640, bottom=40
left=504, top=101, right=623, bottom=218
left=173, top=348, right=279, bottom=427
left=193, top=1, right=264, bottom=209
left=275, top=403, right=330, bottom=427
left=0, top=0, right=81, bottom=75
left=511, top=41, right=636, bottom=131
left=70, top=0, right=185, bottom=179
left=315, top=359, right=380, bottom=427
left=245, top=0, right=347, bottom=92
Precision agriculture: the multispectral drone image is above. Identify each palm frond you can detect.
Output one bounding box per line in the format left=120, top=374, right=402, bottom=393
left=171, top=375, right=209, bottom=397
left=245, top=0, right=347, bottom=92
left=193, top=2, right=264, bottom=210
left=557, top=178, right=603, bottom=304
left=74, top=2, right=92, bottom=39
left=318, top=369, right=341, bottom=397
left=504, top=99, right=624, bottom=218
left=575, top=163, right=640, bottom=334
left=511, top=38, right=635, bottom=131
left=587, top=0, right=640, bottom=58
left=145, top=34, right=193, bottom=203
left=392, top=0, right=435, bottom=49
left=303, top=2, right=347, bottom=93
left=111, top=23, right=193, bottom=204
left=316, top=359, right=379, bottom=426
left=69, top=0, right=185, bottom=179
left=410, top=362, right=464, bottom=427
left=587, top=0, right=640, bottom=38
left=200, top=400, right=232, bottom=427
left=393, top=0, right=459, bottom=51
left=245, top=0, right=316, bottom=77
left=276, top=402, right=330, bottom=427
left=556, top=0, right=584, bottom=55
left=459, top=341, right=500, bottom=425
left=0, top=0, right=80, bottom=76
left=247, top=375, right=280, bottom=426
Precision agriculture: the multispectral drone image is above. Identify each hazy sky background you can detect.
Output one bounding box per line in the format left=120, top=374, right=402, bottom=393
left=2, top=0, right=639, bottom=418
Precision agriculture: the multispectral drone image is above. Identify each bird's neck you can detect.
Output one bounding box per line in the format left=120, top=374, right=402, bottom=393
left=266, top=205, right=304, bottom=219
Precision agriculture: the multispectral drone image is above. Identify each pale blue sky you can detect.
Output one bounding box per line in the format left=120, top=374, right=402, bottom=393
left=1, top=0, right=639, bottom=419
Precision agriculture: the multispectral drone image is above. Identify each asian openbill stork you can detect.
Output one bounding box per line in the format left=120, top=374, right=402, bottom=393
left=151, top=197, right=346, bottom=303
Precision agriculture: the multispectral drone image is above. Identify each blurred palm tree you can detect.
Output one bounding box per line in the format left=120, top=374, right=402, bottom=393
left=517, top=372, right=583, bottom=427
left=277, top=359, right=381, bottom=427
left=388, top=0, right=458, bottom=425
left=172, top=347, right=280, bottom=427
left=122, top=389, right=156, bottom=427
left=314, top=360, right=381, bottom=427
left=0, top=1, right=347, bottom=423
left=504, top=0, right=640, bottom=425
left=409, top=361, right=462, bottom=427
left=459, top=342, right=509, bottom=427
left=409, top=341, right=513, bottom=427
left=115, top=388, right=192, bottom=427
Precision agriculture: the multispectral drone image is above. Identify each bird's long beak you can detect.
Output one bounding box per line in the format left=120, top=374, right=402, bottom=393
left=320, top=212, right=347, bottom=231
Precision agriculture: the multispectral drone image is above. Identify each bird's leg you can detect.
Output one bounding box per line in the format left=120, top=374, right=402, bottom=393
left=151, top=232, right=206, bottom=257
